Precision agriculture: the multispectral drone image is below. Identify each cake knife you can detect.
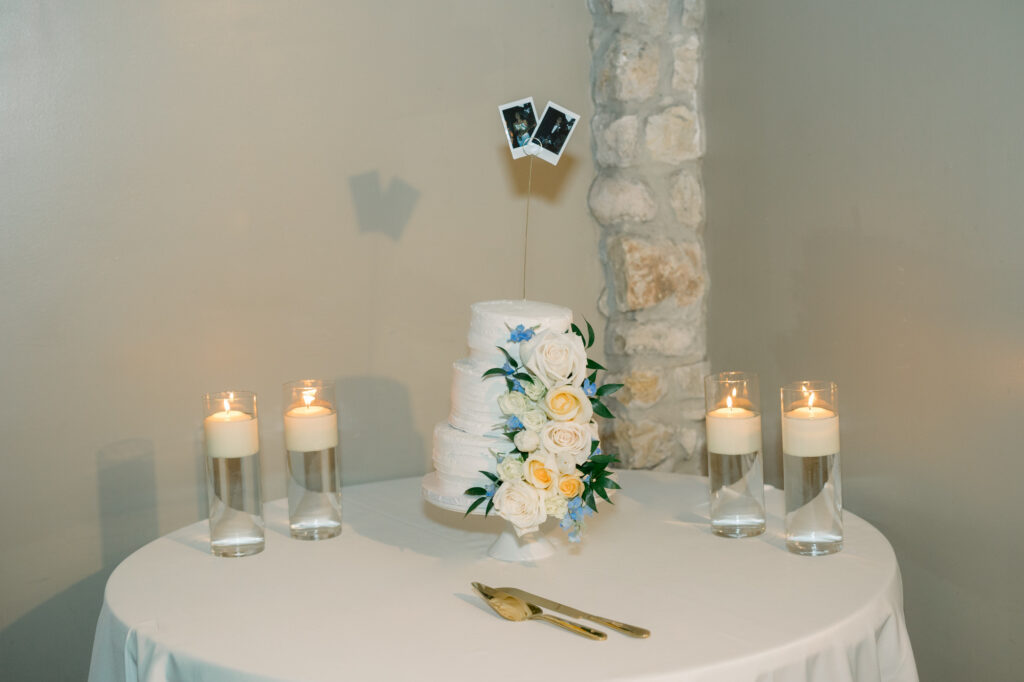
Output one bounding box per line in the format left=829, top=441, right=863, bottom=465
left=495, top=587, right=651, bottom=638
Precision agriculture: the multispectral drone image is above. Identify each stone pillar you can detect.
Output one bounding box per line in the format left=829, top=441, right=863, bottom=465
left=589, top=0, right=708, bottom=473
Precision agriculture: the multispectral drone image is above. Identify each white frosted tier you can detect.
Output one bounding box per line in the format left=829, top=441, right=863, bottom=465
left=467, top=299, right=572, bottom=365
left=449, top=358, right=506, bottom=435
left=432, top=422, right=510, bottom=477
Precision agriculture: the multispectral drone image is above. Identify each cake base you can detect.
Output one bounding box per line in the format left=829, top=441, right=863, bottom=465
left=488, top=525, right=555, bottom=562
left=422, top=473, right=555, bottom=562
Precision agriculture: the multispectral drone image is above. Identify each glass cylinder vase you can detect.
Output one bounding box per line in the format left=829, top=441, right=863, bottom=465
left=703, top=371, right=766, bottom=538
left=283, top=379, right=342, bottom=540
left=202, top=390, right=265, bottom=557
left=780, top=381, right=842, bottom=556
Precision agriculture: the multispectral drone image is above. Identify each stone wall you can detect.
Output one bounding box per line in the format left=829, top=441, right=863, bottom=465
left=589, top=0, right=707, bottom=472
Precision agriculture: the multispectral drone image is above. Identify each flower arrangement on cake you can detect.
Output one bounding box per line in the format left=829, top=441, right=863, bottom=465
left=464, top=320, right=621, bottom=542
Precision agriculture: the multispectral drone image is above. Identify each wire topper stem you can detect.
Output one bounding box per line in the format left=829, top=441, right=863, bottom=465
left=522, top=155, right=534, bottom=300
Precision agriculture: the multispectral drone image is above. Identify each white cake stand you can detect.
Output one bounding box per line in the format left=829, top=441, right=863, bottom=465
left=421, top=472, right=555, bottom=562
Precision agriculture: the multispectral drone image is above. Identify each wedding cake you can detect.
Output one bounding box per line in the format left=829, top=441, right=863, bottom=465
left=421, top=300, right=574, bottom=512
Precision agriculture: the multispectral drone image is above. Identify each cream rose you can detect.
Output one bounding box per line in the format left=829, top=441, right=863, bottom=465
left=539, top=421, right=590, bottom=462
left=513, top=429, right=540, bottom=453
left=522, top=379, right=546, bottom=402
left=496, top=456, right=524, bottom=482
left=553, top=451, right=577, bottom=475
left=522, top=450, right=558, bottom=490
left=556, top=474, right=585, bottom=499
left=545, top=493, right=569, bottom=520
left=542, top=385, right=594, bottom=424
left=522, top=331, right=588, bottom=388
left=497, top=390, right=530, bottom=416
left=493, top=480, right=547, bottom=535
left=519, top=409, right=548, bottom=432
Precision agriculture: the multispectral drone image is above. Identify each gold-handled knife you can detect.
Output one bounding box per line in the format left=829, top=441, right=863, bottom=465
left=495, top=587, right=651, bottom=638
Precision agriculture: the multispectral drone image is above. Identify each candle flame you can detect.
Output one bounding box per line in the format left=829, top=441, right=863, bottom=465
left=726, top=394, right=733, bottom=410
left=222, top=399, right=230, bottom=413
left=808, top=392, right=816, bottom=412
left=302, top=388, right=316, bottom=408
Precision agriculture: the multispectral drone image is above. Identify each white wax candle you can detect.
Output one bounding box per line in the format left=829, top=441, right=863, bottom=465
left=782, top=406, right=840, bottom=457
left=284, top=405, right=339, bottom=452
left=706, top=407, right=762, bottom=455
left=204, top=409, right=259, bottom=458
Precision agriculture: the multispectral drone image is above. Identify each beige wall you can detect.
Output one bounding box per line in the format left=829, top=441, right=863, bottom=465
left=705, top=2, right=1024, bottom=680
left=0, top=2, right=599, bottom=677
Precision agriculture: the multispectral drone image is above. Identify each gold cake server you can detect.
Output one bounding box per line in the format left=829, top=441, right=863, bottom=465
left=495, top=586, right=650, bottom=638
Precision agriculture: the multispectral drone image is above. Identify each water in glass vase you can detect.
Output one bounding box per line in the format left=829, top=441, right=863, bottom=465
left=207, top=452, right=265, bottom=557
left=784, top=452, right=842, bottom=555
left=708, top=450, right=766, bottom=537
left=287, top=448, right=342, bottom=540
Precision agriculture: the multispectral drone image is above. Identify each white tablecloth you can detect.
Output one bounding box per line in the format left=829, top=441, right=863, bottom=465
left=88, top=472, right=917, bottom=682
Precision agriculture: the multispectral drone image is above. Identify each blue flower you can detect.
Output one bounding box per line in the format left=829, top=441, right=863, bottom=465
left=583, top=378, right=597, bottom=397
left=502, top=361, right=514, bottom=376
left=568, top=529, right=582, bottom=543
left=511, top=379, right=525, bottom=394
left=485, top=484, right=496, bottom=498
left=508, top=324, right=536, bottom=343
left=583, top=474, right=591, bottom=484
left=506, top=415, right=524, bottom=431
left=591, top=447, right=602, bottom=458
left=559, top=517, right=572, bottom=531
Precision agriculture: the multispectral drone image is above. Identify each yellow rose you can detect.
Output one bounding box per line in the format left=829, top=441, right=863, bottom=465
left=542, top=385, right=594, bottom=423
left=557, top=474, right=585, bottom=499
left=523, top=451, right=558, bottom=489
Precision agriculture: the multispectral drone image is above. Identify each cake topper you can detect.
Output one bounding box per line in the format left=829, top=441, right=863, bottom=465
left=498, top=98, right=580, bottom=298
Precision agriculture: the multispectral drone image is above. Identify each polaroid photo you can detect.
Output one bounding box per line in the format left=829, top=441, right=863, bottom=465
left=525, top=101, right=579, bottom=166
left=499, top=97, right=539, bottom=159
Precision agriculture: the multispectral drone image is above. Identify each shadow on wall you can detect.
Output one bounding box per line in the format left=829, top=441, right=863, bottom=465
left=348, top=171, right=420, bottom=240
left=0, top=439, right=161, bottom=681
left=337, top=375, right=426, bottom=485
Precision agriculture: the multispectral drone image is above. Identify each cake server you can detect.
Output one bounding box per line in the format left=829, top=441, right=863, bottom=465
left=495, top=586, right=650, bottom=638
left=471, top=582, right=607, bottom=640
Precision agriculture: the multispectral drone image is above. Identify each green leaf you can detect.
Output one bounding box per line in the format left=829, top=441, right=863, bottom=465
left=596, top=383, right=623, bottom=397
left=586, top=359, right=607, bottom=371
left=592, top=401, right=614, bottom=420
left=512, top=372, right=533, bottom=383
left=482, top=368, right=506, bottom=378
left=465, top=487, right=488, bottom=496
left=604, top=479, right=621, bottom=490
left=584, top=491, right=599, bottom=513
left=586, top=319, right=595, bottom=348
left=588, top=370, right=598, bottom=385
left=480, top=471, right=498, bottom=483
left=589, top=454, right=616, bottom=466
left=595, top=485, right=612, bottom=503
left=465, top=497, right=485, bottom=516
left=497, top=346, right=519, bottom=369
left=571, top=323, right=584, bottom=340
left=505, top=377, right=513, bottom=392
left=485, top=497, right=495, bottom=516
left=590, top=439, right=600, bottom=454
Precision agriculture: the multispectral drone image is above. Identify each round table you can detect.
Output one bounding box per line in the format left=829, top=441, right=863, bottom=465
left=88, top=472, right=917, bottom=682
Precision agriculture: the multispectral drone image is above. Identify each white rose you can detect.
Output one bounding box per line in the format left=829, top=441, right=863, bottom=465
left=519, top=409, right=548, bottom=432
left=497, top=390, right=530, bottom=416
left=513, top=429, right=540, bottom=453
left=542, top=385, right=594, bottom=424
left=522, top=379, right=546, bottom=402
left=522, top=450, right=558, bottom=490
left=496, top=456, right=524, bottom=482
left=554, top=451, right=578, bottom=475
left=539, top=421, right=590, bottom=462
left=545, top=493, right=569, bottom=520
left=522, top=331, right=588, bottom=389
left=493, top=480, right=547, bottom=535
